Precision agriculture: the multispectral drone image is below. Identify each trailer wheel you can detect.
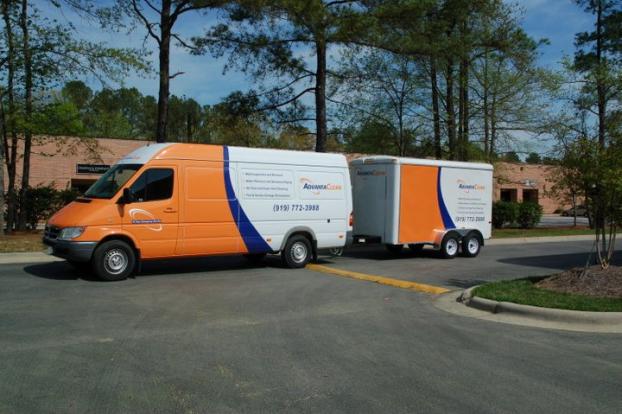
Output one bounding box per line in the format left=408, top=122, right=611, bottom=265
left=461, top=233, right=481, bottom=258
left=385, top=244, right=404, bottom=254
left=440, top=234, right=460, bottom=259
left=92, top=240, right=135, bottom=281
left=408, top=244, right=424, bottom=254
left=281, top=235, right=312, bottom=268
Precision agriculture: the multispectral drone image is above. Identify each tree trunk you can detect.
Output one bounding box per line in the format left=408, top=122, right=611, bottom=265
left=2, top=0, right=17, bottom=232
left=156, top=0, right=171, bottom=143
left=430, top=57, right=441, bottom=159
left=18, top=0, right=32, bottom=231
left=314, top=38, right=327, bottom=153
left=490, top=91, right=497, bottom=158
left=595, top=1, right=606, bottom=149
left=445, top=58, right=456, bottom=160
left=483, top=50, right=490, bottom=159
left=0, top=89, right=5, bottom=234
left=457, top=58, right=465, bottom=161
left=460, top=57, right=469, bottom=161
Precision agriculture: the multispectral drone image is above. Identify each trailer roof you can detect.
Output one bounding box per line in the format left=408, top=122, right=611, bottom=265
left=350, top=156, right=493, bottom=171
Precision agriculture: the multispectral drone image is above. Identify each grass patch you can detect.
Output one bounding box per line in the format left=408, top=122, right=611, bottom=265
left=0, top=232, right=45, bottom=253
left=492, top=228, right=595, bottom=238
left=473, top=278, right=622, bottom=312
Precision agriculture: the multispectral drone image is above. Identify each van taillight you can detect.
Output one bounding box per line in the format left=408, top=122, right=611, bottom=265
left=349, top=212, right=354, bottom=227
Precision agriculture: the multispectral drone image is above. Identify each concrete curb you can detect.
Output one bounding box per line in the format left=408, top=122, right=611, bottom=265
left=0, top=252, right=62, bottom=265
left=487, top=235, right=594, bottom=245
left=460, top=286, right=622, bottom=326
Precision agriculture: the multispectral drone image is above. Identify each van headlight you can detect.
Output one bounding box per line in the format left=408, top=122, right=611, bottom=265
left=58, top=227, right=85, bottom=241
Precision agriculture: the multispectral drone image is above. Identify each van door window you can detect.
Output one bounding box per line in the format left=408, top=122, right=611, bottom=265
left=130, top=168, right=174, bottom=202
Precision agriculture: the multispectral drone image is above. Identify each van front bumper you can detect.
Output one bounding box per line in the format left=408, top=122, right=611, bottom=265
left=43, top=237, right=96, bottom=262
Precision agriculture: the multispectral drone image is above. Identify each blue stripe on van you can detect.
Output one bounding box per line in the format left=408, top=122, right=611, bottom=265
left=437, top=168, right=456, bottom=229
left=223, top=146, right=272, bottom=253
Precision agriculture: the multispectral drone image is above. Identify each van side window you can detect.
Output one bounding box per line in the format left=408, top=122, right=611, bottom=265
left=130, top=168, right=174, bottom=202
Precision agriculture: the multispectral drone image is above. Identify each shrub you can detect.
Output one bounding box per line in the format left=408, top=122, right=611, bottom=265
left=517, top=202, right=543, bottom=229
left=492, top=201, right=519, bottom=228
left=21, top=186, right=79, bottom=229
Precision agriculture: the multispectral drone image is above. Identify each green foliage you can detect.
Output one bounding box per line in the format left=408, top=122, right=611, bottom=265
left=492, top=201, right=519, bottom=229
left=502, top=151, right=521, bottom=162
left=517, top=201, right=543, bottom=229
left=20, top=185, right=79, bottom=229
left=474, top=278, right=622, bottom=312
left=525, top=152, right=541, bottom=164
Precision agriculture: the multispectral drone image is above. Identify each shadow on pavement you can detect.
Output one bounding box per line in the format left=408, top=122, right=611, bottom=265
left=24, top=255, right=283, bottom=281
left=340, top=245, right=441, bottom=261
left=497, top=250, right=622, bottom=270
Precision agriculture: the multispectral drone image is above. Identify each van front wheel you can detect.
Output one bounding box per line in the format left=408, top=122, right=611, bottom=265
left=282, top=235, right=312, bottom=268
left=93, top=240, right=135, bottom=281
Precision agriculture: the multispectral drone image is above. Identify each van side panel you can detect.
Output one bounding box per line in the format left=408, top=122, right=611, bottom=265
left=398, top=165, right=446, bottom=244
left=178, top=159, right=246, bottom=256
left=229, top=146, right=350, bottom=251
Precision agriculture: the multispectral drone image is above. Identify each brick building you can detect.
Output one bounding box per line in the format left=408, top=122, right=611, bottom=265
left=493, top=162, right=567, bottom=213
left=5, top=136, right=568, bottom=213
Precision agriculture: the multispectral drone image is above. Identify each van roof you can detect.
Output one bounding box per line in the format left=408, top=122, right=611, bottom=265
left=350, top=156, right=493, bottom=171
left=117, top=143, right=348, bottom=168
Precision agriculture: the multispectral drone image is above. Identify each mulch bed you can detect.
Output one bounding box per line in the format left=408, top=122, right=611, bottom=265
left=536, top=266, right=622, bottom=299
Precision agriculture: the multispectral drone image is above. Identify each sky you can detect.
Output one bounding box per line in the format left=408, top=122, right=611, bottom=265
left=39, top=0, right=594, bottom=106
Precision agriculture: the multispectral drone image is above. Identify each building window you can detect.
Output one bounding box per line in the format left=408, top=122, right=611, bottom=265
left=523, top=189, right=539, bottom=204
left=500, top=189, right=517, bottom=202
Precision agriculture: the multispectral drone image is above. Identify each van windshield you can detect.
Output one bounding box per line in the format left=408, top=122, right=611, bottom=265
left=84, top=164, right=142, bottom=199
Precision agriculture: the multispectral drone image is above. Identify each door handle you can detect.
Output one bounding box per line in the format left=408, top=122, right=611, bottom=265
left=164, top=207, right=177, bottom=213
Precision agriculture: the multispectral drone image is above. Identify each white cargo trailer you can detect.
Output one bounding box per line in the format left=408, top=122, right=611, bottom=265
left=350, top=156, right=493, bottom=258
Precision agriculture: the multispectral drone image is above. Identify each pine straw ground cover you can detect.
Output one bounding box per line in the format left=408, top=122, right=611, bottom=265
left=474, top=267, right=622, bottom=312
left=0, top=232, right=45, bottom=253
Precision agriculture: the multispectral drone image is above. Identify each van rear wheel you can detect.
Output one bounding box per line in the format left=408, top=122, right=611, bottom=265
left=282, top=235, right=312, bottom=268
left=93, top=240, right=135, bottom=281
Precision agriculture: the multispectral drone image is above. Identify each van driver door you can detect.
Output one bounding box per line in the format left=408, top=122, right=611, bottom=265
left=121, top=166, right=179, bottom=259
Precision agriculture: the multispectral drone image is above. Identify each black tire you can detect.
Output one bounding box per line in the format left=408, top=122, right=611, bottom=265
left=440, top=234, right=460, bottom=259
left=244, top=253, right=267, bottom=264
left=281, top=235, right=312, bottom=268
left=408, top=244, right=424, bottom=253
left=461, top=233, right=482, bottom=258
left=385, top=244, right=404, bottom=254
left=92, top=240, right=136, bottom=281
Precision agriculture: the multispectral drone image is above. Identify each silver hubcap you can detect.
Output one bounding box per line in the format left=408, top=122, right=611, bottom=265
left=104, top=248, right=128, bottom=275
left=446, top=239, right=458, bottom=256
left=467, top=238, right=479, bottom=254
left=291, top=242, right=308, bottom=263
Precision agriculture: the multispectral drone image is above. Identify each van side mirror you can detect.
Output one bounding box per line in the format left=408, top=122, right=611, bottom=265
left=118, top=188, right=134, bottom=204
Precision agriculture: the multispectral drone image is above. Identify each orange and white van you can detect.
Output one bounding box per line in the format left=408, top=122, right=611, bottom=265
left=44, top=143, right=353, bottom=281
left=350, top=156, right=493, bottom=258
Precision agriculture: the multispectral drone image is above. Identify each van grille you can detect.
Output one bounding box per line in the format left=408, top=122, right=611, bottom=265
left=44, top=225, right=60, bottom=240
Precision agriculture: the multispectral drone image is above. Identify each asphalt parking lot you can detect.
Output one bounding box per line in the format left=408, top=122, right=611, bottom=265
left=1, top=241, right=621, bottom=413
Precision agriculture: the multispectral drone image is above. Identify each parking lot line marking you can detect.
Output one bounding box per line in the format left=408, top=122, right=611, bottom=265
left=306, top=264, right=450, bottom=295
